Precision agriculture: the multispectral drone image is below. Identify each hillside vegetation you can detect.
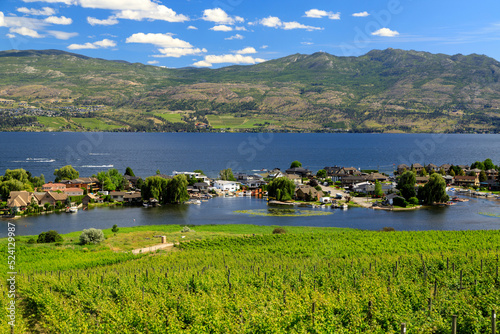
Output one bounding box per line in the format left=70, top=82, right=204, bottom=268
left=1, top=225, right=499, bottom=333
left=1, top=49, right=500, bottom=132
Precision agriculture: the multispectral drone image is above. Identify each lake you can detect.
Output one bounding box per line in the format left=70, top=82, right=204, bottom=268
left=1, top=132, right=499, bottom=236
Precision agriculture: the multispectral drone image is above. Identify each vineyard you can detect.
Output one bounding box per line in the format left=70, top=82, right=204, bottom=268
left=1, top=226, right=499, bottom=333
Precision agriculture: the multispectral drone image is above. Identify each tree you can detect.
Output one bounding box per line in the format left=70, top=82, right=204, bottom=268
left=164, top=174, right=189, bottom=204
left=0, top=179, right=32, bottom=200
left=420, top=174, right=449, bottom=205
left=54, top=165, right=79, bottom=182
left=471, top=161, right=485, bottom=170
left=479, top=170, right=488, bottom=182
left=267, top=177, right=296, bottom=201
left=397, top=171, right=416, bottom=200
left=483, top=158, right=495, bottom=170
left=96, top=169, right=125, bottom=191
left=374, top=180, right=383, bottom=198
left=79, top=228, right=105, bottom=245
left=449, top=169, right=456, bottom=177
left=124, top=167, right=135, bottom=177
left=141, top=176, right=169, bottom=202
left=290, top=160, right=302, bottom=168
left=111, top=224, right=119, bottom=233
left=219, top=168, right=236, bottom=181
left=37, top=230, right=63, bottom=243
left=316, top=169, right=327, bottom=179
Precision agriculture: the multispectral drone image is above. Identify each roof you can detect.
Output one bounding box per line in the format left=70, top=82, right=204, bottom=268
left=386, top=193, right=404, bottom=200
left=7, top=191, right=32, bottom=207
left=193, top=182, right=209, bottom=187
left=397, top=164, right=409, bottom=169
left=42, top=183, right=66, bottom=188
left=286, top=174, right=301, bottom=179
left=454, top=175, right=477, bottom=181
left=412, top=163, right=424, bottom=168
left=64, top=187, right=84, bottom=193
left=47, top=192, right=68, bottom=201
left=109, top=191, right=128, bottom=196
left=366, top=172, right=388, bottom=181
left=124, top=192, right=142, bottom=199
left=215, top=180, right=238, bottom=185
left=71, top=177, right=98, bottom=184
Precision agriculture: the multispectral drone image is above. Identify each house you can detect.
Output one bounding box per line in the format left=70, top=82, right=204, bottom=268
left=397, top=164, right=409, bottom=175
left=440, top=164, right=452, bottom=173
left=324, top=166, right=342, bottom=176
left=415, top=176, right=430, bottom=185
left=384, top=193, right=405, bottom=206
left=366, top=172, right=389, bottom=182
left=426, top=164, right=439, bottom=172
left=63, top=188, right=84, bottom=197
left=454, top=175, right=479, bottom=187
left=352, top=182, right=375, bottom=194
left=7, top=191, right=34, bottom=210
left=82, top=193, right=104, bottom=205
left=124, top=175, right=142, bottom=189
left=214, top=180, right=240, bottom=192
left=285, top=167, right=312, bottom=178
left=64, top=177, right=99, bottom=192
left=235, top=173, right=266, bottom=189
left=39, top=192, right=68, bottom=207
left=124, top=192, right=142, bottom=204
left=286, top=173, right=303, bottom=185
left=268, top=170, right=286, bottom=179
left=295, top=185, right=321, bottom=201
left=172, top=171, right=210, bottom=183
left=443, top=175, right=454, bottom=185
left=341, top=175, right=368, bottom=187
left=411, top=163, right=424, bottom=172
left=109, top=191, right=128, bottom=202
left=193, top=182, right=210, bottom=193
left=42, top=183, right=67, bottom=192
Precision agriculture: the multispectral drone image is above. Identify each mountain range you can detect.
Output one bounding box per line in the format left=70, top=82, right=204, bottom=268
left=0, top=48, right=499, bottom=133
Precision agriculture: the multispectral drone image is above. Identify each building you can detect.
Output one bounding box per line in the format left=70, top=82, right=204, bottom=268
left=214, top=180, right=240, bottom=192
left=42, top=183, right=66, bottom=192
left=454, top=175, right=479, bottom=187
left=295, top=185, right=321, bottom=201
left=109, top=191, right=128, bottom=202
left=124, top=192, right=142, bottom=204
left=172, top=171, right=210, bottom=183
left=285, top=167, right=312, bottom=178
left=352, top=182, right=375, bottom=194
left=286, top=173, right=303, bottom=185
left=397, top=164, right=409, bottom=175
left=63, top=188, right=84, bottom=196
left=39, top=192, right=68, bottom=207
left=7, top=191, right=34, bottom=210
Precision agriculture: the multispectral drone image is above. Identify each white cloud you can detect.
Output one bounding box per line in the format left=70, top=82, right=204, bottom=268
left=47, top=30, right=78, bottom=39
left=87, top=16, right=118, bottom=26
left=304, top=9, right=340, bottom=20
left=22, top=0, right=76, bottom=4
left=283, top=21, right=322, bottom=31
left=202, top=8, right=243, bottom=25
left=187, top=25, right=197, bottom=30
left=225, top=34, right=244, bottom=40
left=372, top=28, right=399, bottom=37
left=44, top=16, right=72, bottom=25
left=235, top=47, right=256, bottom=54
left=193, top=60, right=212, bottom=67
left=115, top=6, right=188, bottom=22
left=126, top=32, right=192, bottom=48
left=194, top=54, right=265, bottom=67
left=9, top=26, right=42, bottom=38
left=301, top=41, right=314, bottom=45
left=17, top=7, right=56, bottom=16
left=6, top=33, right=16, bottom=38
left=260, top=16, right=282, bottom=28
left=260, top=16, right=322, bottom=31
left=155, top=47, right=207, bottom=58
left=147, top=60, right=159, bottom=64
left=68, top=38, right=116, bottom=50
left=352, top=11, right=370, bottom=17
left=235, top=26, right=247, bottom=31
left=0, top=12, right=5, bottom=27
left=210, top=25, right=232, bottom=32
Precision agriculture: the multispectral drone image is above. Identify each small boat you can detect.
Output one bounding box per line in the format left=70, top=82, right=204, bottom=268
left=143, top=203, right=149, bottom=208
left=66, top=206, right=78, bottom=213
left=186, top=200, right=201, bottom=205
left=341, top=204, right=348, bottom=210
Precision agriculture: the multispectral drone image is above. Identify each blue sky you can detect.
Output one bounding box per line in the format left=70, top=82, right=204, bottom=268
left=1, top=0, right=500, bottom=68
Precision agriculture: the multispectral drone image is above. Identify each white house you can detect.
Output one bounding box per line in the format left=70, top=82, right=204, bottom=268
left=352, top=181, right=375, bottom=194
left=172, top=171, right=210, bottom=183
left=214, top=180, right=240, bottom=192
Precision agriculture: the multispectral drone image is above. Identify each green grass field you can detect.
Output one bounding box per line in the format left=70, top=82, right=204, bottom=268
left=153, top=112, right=186, bottom=123
left=36, top=116, right=70, bottom=130
left=207, top=115, right=279, bottom=129
left=70, top=117, right=123, bottom=130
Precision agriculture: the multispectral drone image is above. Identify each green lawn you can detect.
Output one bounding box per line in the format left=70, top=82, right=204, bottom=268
left=36, top=116, right=70, bottom=129
left=207, top=115, right=279, bottom=129
left=152, top=112, right=185, bottom=123
left=70, top=117, right=123, bottom=130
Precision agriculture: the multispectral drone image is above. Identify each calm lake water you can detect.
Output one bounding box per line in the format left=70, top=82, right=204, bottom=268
left=1, top=132, right=499, bottom=237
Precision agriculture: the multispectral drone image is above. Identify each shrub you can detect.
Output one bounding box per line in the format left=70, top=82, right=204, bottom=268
left=181, top=226, right=193, bottom=233
left=79, top=228, right=105, bottom=245
left=111, top=224, right=119, bottom=233
left=408, top=197, right=419, bottom=205
left=27, top=238, right=36, bottom=244
left=380, top=227, right=396, bottom=232
left=272, top=227, right=287, bottom=234
left=392, top=196, right=407, bottom=207
left=37, top=230, right=63, bottom=243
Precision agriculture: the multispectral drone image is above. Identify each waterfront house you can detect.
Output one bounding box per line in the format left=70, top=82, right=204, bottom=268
left=397, top=164, right=409, bottom=175
left=285, top=167, right=312, bottom=178
left=64, top=188, right=84, bottom=197
left=124, top=192, right=142, bottom=204
left=193, top=182, right=210, bottom=193
left=64, top=177, right=99, bottom=192
left=384, top=193, right=405, bottom=206
left=295, top=185, right=321, bottom=201
left=172, top=171, right=210, bottom=183
left=82, top=193, right=103, bottom=205
left=39, top=192, right=68, bottom=207
left=352, top=182, right=375, bottom=194
left=286, top=173, right=303, bottom=185
left=454, top=175, right=479, bottom=187
left=214, top=180, right=240, bottom=192
left=366, top=172, right=389, bottom=182
left=124, top=175, right=142, bottom=189
left=7, top=191, right=34, bottom=211
left=42, top=182, right=67, bottom=192
left=341, top=175, right=368, bottom=187
left=109, top=191, right=127, bottom=202
left=324, top=166, right=342, bottom=176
